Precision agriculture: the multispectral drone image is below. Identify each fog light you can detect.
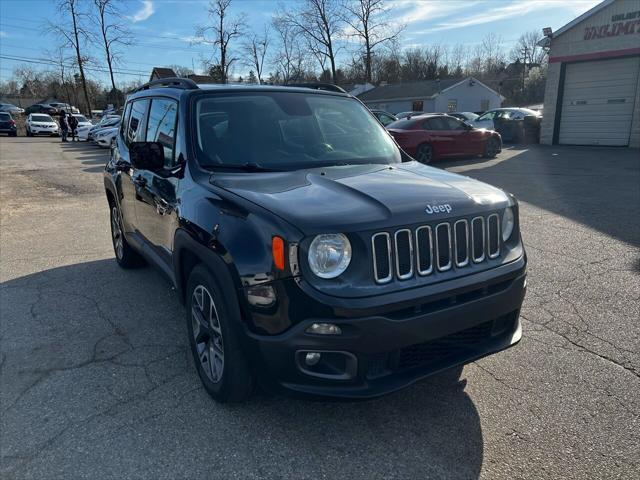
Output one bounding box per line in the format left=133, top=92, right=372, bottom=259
left=306, top=323, right=342, bottom=335
left=305, top=352, right=322, bottom=366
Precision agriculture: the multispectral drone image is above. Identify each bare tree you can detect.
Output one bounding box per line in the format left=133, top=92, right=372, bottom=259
left=92, top=0, right=132, bottom=93
left=279, top=0, right=344, bottom=83
left=48, top=46, right=74, bottom=107
left=168, top=65, right=196, bottom=77
left=194, top=0, right=246, bottom=83
left=241, top=26, right=270, bottom=84
left=343, top=0, right=404, bottom=83
left=271, top=16, right=304, bottom=83
left=49, top=0, right=92, bottom=114
left=511, top=30, right=548, bottom=66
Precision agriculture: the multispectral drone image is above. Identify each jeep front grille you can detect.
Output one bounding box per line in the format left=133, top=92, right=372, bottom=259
left=371, top=214, right=500, bottom=284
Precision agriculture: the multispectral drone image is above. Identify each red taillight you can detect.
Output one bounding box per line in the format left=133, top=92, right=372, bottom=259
left=9, top=120, right=15, bottom=125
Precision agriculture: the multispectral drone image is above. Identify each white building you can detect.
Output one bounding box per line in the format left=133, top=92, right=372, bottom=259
left=539, top=0, right=640, bottom=147
left=357, top=77, right=504, bottom=115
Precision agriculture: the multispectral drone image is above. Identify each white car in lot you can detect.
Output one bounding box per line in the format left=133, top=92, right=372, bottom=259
left=94, top=126, right=119, bottom=148
left=471, top=107, right=541, bottom=131
left=72, top=114, right=92, bottom=129
left=26, top=114, right=59, bottom=136
left=77, top=115, right=120, bottom=141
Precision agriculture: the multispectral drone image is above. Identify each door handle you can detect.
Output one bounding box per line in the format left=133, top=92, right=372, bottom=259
left=133, top=176, right=147, bottom=187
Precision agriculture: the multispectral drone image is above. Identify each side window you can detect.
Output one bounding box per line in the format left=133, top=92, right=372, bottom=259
left=477, top=111, right=495, bottom=121
left=126, top=99, right=149, bottom=147
left=425, top=117, right=447, bottom=130
left=444, top=117, right=466, bottom=130
left=146, top=98, right=178, bottom=167
left=120, top=102, right=132, bottom=139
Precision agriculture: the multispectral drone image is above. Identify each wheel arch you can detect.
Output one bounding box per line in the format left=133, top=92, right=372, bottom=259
left=173, top=228, right=244, bottom=311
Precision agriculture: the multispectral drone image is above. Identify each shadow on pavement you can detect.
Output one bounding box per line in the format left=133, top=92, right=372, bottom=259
left=1, top=259, right=483, bottom=478
left=440, top=145, right=640, bottom=247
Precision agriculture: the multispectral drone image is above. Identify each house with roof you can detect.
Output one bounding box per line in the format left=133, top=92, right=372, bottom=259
left=357, top=77, right=504, bottom=115
left=149, top=67, right=177, bottom=81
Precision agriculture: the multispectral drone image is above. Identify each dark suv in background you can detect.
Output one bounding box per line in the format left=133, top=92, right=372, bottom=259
left=0, top=112, right=18, bottom=136
left=104, top=78, right=526, bottom=402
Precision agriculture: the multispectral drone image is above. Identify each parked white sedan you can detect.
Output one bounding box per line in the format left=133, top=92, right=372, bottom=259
left=26, top=114, right=59, bottom=136
left=77, top=116, right=120, bottom=141
left=471, top=107, right=541, bottom=131
left=72, top=114, right=92, bottom=129
left=94, top=126, right=119, bottom=148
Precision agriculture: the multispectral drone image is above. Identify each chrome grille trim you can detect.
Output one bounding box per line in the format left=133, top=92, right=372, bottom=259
left=415, top=226, right=433, bottom=276
left=371, top=232, right=392, bottom=284
left=487, top=213, right=500, bottom=259
left=394, top=229, right=414, bottom=280
left=454, top=219, right=469, bottom=267
left=471, top=216, right=486, bottom=263
left=435, top=222, right=452, bottom=272
left=371, top=213, right=503, bottom=283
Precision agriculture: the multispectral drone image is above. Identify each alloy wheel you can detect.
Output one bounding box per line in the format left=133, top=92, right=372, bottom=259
left=191, top=285, right=225, bottom=383
left=110, top=206, right=124, bottom=260
left=417, top=144, right=432, bottom=163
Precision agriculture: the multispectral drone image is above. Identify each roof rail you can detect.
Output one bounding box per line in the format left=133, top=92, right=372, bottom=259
left=131, top=77, right=199, bottom=94
left=285, top=83, right=347, bottom=94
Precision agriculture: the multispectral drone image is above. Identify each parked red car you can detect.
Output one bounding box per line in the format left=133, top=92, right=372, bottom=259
left=387, top=114, right=502, bottom=163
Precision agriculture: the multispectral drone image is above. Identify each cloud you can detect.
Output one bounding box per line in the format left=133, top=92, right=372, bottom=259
left=412, top=0, right=602, bottom=34
left=129, top=1, right=155, bottom=23
left=0, top=31, right=7, bottom=38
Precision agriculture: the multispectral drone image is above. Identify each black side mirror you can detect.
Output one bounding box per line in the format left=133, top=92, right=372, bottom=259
left=130, top=142, right=164, bottom=171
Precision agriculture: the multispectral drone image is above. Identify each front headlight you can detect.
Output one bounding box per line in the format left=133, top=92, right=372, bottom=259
left=308, top=233, right=352, bottom=279
left=502, top=207, right=515, bottom=241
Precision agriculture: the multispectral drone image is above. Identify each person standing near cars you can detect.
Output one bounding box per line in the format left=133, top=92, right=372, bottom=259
left=59, top=110, right=68, bottom=142
left=68, top=114, right=78, bottom=142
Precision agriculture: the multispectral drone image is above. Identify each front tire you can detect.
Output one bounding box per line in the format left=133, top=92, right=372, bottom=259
left=109, top=204, right=143, bottom=268
left=416, top=143, right=433, bottom=164
left=186, top=265, right=254, bottom=403
left=483, top=137, right=499, bottom=158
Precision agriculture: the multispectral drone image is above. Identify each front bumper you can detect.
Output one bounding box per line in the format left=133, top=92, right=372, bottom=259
left=244, top=261, right=526, bottom=399
left=30, top=127, right=59, bottom=135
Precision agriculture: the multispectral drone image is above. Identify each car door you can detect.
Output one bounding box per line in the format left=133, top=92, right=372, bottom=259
left=440, top=116, right=473, bottom=156
left=423, top=117, right=456, bottom=156
left=115, top=99, right=147, bottom=235
left=473, top=110, right=495, bottom=130
left=132, top=97, right=180, bottom=265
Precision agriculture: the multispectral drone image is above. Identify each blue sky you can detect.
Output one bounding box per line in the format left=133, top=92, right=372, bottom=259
left=0, top=0, right=601, bottom=85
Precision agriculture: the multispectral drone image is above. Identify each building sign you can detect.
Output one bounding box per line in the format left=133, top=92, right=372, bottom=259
left=584, top=10, right=640, bottom=40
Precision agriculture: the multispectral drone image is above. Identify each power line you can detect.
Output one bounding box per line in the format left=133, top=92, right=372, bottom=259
left=0, top=54, right=148, bottom=77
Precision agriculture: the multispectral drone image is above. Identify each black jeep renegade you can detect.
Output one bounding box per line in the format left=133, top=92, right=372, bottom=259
left=104, top=78, right=526, bottom=402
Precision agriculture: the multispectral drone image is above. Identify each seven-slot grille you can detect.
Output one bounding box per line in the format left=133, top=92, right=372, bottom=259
left=371, top=214, right=500, bottom=284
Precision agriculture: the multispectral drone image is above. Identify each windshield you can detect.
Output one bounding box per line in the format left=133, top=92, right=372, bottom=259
left=32, top=115, right=53, bottom=122
left=74, top=115, right=88, bottom=122
left=194, top=92, right=401, bottom=170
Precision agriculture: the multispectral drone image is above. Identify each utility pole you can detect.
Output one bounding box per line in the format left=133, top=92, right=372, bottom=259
left=521, top=46, right=529, bottom=99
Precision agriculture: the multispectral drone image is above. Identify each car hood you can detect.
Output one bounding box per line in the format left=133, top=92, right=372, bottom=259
left=210, top=161, right=510, bottom=234
left=96, top=127, right=118, bottom=135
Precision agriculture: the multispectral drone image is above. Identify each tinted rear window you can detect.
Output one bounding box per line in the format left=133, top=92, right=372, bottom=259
left=0, top=113, right=10, bottom=120
left=386, top=119, right=419, bottom=130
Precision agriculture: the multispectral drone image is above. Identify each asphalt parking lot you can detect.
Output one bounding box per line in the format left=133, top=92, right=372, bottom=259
left=1, top=137, right=638, bottom=479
